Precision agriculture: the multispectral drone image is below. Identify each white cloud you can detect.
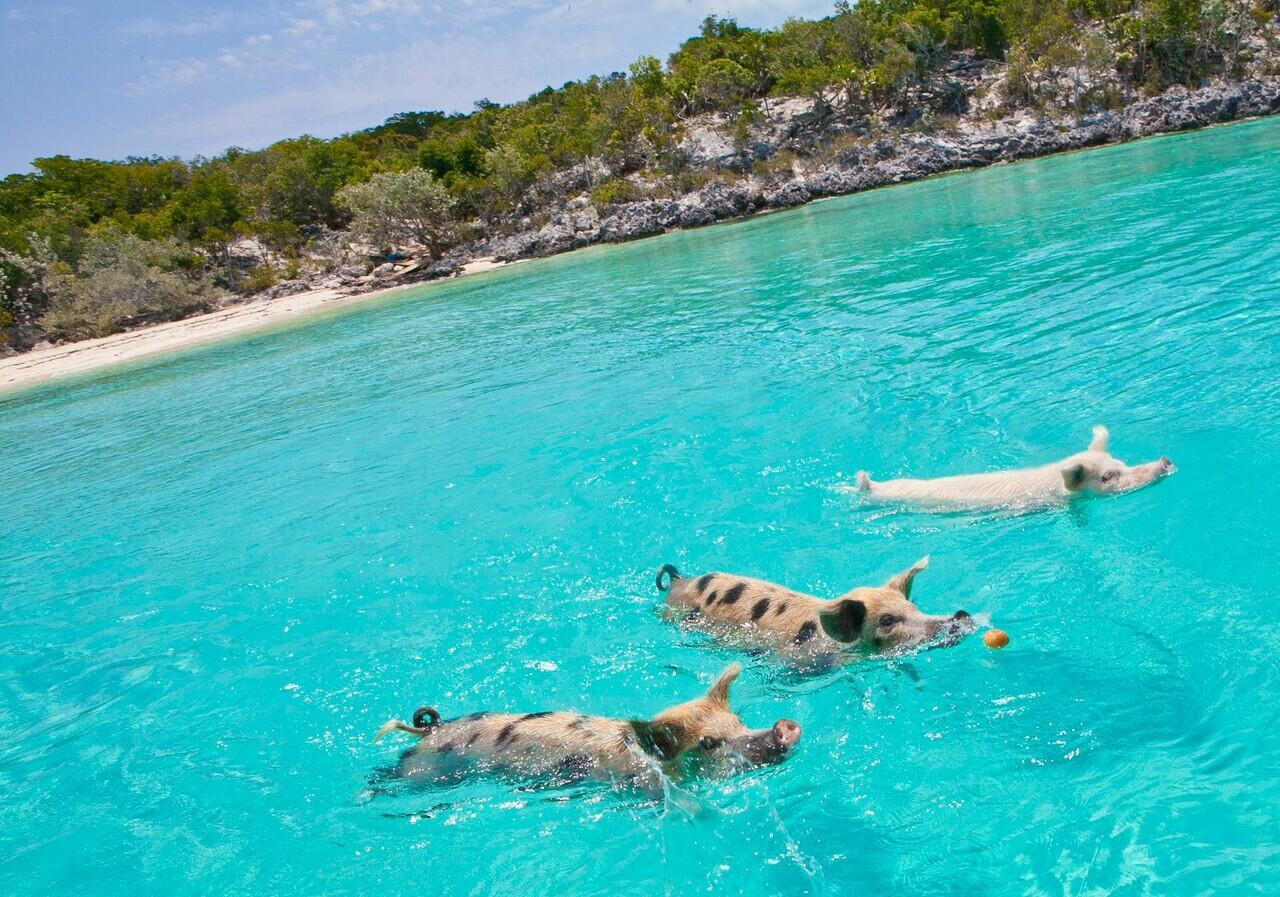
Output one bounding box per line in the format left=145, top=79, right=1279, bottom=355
left=120, top=12, right=232, bottom=38
left=284, top=16, right=320, bottom=37
left=124, top=59, right=211, bottom=97
left=9, top=3, right=78, bottom=22
left=350, top=0, right=424, bottom=15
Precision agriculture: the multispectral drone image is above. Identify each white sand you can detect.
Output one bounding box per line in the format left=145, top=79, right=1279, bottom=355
left=0, top=258, right=512, bottom=395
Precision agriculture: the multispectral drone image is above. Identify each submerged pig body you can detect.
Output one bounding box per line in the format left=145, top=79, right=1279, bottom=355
left=855, top=426, right=1173, bottom=509
left=657, top=556, right=973, bottom=662
left=373, top=664, right=800, bottom=789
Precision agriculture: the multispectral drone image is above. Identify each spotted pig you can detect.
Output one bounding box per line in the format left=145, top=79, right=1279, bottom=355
left=657, top=556, right=974, bottom=662
left=373, top=664, right=800, bottom=789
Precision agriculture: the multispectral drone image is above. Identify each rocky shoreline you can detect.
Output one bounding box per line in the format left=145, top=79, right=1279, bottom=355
left=334, top=76, right=1279, bottom=294
left=6, top=70, right=1280, bottom=357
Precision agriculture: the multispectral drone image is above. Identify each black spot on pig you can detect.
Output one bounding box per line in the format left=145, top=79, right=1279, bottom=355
left=693, top=574, right=714, bottom=594
left=751, top=598, right=771, bottom=621
left=794, top=621, right=817, bottom=644
left=722, top=583, right=746, bottom=605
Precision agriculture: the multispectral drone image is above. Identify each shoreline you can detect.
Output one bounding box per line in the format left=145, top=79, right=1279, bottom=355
left=3, top=82, right=1278, bottom=397
left=0, top=258, right=513, bottom=395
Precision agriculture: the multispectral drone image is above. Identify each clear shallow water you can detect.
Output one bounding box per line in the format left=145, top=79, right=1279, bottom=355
left=3, top=116, right=1279, bottom=896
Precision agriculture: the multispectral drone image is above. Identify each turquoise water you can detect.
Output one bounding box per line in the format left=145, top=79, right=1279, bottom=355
left=3, top=116, right=1280, bottom=896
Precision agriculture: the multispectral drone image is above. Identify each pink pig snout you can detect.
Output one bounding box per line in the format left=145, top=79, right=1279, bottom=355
left=1142, top=456, right=1176, bottom=481
left=773, top=719, right=802, bottom=750
left=1125, top=456, right=1175, bottom=489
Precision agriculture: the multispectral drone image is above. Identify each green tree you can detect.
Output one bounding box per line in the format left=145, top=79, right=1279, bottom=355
left=335, top=170, right=455, bottom=258
left=372, top=110, right=448, bottom=137
left=629, top=56, right=668, bottom=98
left=694, top=58, right=758, bottom=110
left=263, top=138, right=365, bottom=226
left=869, top=40, right=918, bottom=109
left=484, top=144, right=535, bottom=216
left=163, top=168, right=244, bottom=281
left=165, top=169, right=242, bottom=244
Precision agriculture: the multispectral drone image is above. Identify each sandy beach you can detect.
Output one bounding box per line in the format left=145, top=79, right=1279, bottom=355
left=0, top=258, right=511, bottom=396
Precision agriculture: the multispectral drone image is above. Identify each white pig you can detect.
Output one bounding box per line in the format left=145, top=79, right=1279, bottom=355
left=854, top=426, right=1174, bottom=509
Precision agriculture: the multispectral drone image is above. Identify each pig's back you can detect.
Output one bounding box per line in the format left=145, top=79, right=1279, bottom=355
left=871, top=466, right=1066, bottom=506
left=397, top=712, right=636, bottom=778
left=667, top=572, right=828, bottom=647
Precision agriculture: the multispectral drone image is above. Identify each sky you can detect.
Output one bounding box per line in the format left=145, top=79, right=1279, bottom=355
left=1, top=0, right=835, bottom=176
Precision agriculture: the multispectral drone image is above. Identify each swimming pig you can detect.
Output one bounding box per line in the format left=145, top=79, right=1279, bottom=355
left=373, top=664, right=800, bottom=789
left=657, top=556, right=974, bottom=663
left=854, top=426, right=1174, bottom=509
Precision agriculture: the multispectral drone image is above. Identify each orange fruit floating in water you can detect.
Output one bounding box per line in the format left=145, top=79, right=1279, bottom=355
left=983, top=629, right=1010, bottom=649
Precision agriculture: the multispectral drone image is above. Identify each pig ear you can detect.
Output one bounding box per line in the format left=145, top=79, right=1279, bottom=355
left=1089, top=425, right=1110, bottom=452
left=1062, top=463, right=1087, bottom=491
left=706, top=663, right=741, bottom=707
left=884, top=555, right=929, bottom=598
left=819, top=598, right=867, bottom=643
left=629, top=721, right=682, bottom=761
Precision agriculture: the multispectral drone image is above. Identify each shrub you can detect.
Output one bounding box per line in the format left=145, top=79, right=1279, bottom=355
left=37, top=232, right=223, bottom=339
left=589, top=178, right=646, bottom=207
left=241, top=264, right=279, bottom=295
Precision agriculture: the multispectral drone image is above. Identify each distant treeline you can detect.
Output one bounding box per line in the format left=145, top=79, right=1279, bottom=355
left=2, top=0, right=1274, bottom=343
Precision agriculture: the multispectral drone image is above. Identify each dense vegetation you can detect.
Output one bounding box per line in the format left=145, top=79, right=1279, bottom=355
left=2, top=0, right=1275, bottom=346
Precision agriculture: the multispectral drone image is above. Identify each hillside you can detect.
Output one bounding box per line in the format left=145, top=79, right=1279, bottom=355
left=3, top=2, right=1279, bottom=353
